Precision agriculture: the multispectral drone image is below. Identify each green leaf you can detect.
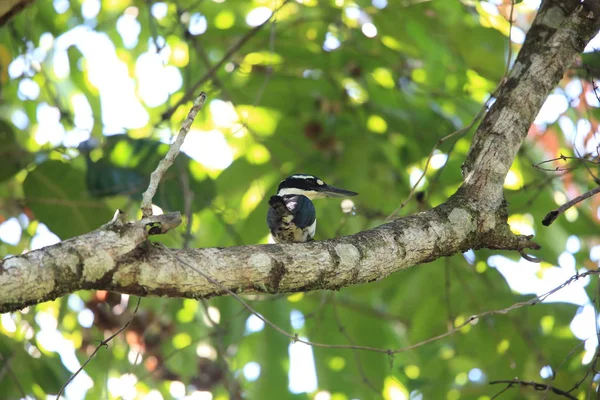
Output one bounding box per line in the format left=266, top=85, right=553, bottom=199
left=83, top=136, right=216, bottom=213
left=0, top=120, right=32, bottom=182
left=23, top=160, right=113, bottom=239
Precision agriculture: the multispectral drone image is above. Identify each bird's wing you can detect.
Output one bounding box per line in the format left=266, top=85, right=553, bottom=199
left=289, top=195, right=316, bottom=229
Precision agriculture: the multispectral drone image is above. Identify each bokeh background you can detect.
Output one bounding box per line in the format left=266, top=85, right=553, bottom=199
left=2, top=0, right=600, bottom=398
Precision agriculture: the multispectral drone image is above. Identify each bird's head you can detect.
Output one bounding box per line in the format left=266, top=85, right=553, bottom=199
left=276, top=174, right=358, bottom=200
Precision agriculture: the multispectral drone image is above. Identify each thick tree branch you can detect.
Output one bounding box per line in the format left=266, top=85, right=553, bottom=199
left=0, top=0, right=599, bottom=313
left=0, top=212, right=181, bottom=313
left=0, top=196, right=535, bottom=313
left=463, top=0, right=599, bottom=209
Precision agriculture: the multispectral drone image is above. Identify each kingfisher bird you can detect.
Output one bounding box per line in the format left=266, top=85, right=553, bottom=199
left=267, top=174, right=358, bottom=243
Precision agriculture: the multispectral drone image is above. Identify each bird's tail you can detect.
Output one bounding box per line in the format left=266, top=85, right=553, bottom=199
left=269, top=196, right=292, bottom=218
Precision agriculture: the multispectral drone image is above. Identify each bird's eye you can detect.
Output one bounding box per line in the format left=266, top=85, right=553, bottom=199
left=317, top=179, right=324, bottom=185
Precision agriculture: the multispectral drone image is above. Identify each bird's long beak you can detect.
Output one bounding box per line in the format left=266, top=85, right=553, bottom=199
left=320, top=185, right=358, bottom=198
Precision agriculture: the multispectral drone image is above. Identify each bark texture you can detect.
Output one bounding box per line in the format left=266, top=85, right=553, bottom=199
left=1, top=0, right=599, bottom=313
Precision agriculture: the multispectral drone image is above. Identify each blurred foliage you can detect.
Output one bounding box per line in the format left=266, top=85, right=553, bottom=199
left=1, top=0, right=600, bottom=399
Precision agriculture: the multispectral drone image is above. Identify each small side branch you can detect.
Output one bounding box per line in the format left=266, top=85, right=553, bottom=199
left=542, top=185, right=600, bottom=226
left=56, top=298, right=141, bottom=399
left=489, top=379, right=576, bottom=400
left=0, top=353, right=26, bottom=398
left=160, top=0, right=289, bottom=121
left=140, top=92, right=207, bottom=218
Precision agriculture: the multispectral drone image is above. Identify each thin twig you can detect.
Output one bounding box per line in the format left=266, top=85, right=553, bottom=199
left=130, top=299, right=168, bottom=369
left=558, top=340, right=594, bottom=395
left=331, top=297, right=380, bottom=395
left=141, top=92, right=207, bottom=217
left=538, top=273, right=600, bottom=398
left=519, top=249, right=542, bottom=263
left=56, top=298, right=141, bottom=399
left=333, top=296, right=406, bottom=324
left=0, top=353, right=28, bottom=399
left=534, top=154, right=600, bottom=167
left=135, top=326, right=246, bottom=383
left=571, top=279, right=600, bottom=397
left=161, top=0, right=290, bottom=121
left=444, top=259, right=454, bottom=331
left=591, top=69, right=600, bottom=105
left=489, top=379, right=577, bottom=400
left=184, top=4, right=286, bottom=201
left=180, top=167, right=195, bottom=249
left=229, top=1, right=279, bottom=139
left=568, top=83, right=599, bottom=182
left=384, top=106, right=486, bottom=221
left=200, top=299, right=243, bottom=399
left=146, top=0, right=165, bottom=53
left=188, top=33, right=288, bottom=169
left=159, top=243, right=599, bottom=355
left=490, top=380, right=514, bottom=400
left=533, top=165, right=577, bottom=172
left=542, top=185, right=600, bottom=226
left=385, top=0, right=516, bottom=221
left=299, top=293, right=330, bottom=326
left=504, top=0, right=515, bottom=78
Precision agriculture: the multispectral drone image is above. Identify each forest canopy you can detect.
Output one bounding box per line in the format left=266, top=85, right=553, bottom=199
left=1, top=0, right=600, bottom=399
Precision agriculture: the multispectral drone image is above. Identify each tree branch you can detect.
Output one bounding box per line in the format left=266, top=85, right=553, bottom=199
left=56, top=297, right=141, bottom=399
left=0, top=197, right=536, bottom=313
left=0, top=0, right=598, bottom=313
left=489, top=379, right=577, bottom=400
left=0, top=0, right=33, bottom=26
left=542, top=185, right=600, bottom=226
left=0, top=211, right=181, bottom=313
left=462, top=0, right=599, bottom=208
left=160, top=0, right=289, bottom=121
left=141, top=93, right=207, bottom=218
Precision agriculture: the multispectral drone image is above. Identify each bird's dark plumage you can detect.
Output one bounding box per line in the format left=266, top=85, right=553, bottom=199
left=267, top=195, right=316, bottom=243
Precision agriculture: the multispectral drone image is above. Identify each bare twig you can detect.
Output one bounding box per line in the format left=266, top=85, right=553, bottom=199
left=161, top=1, right=290, bottom=121
left=444, top=259, right=454, bottom=331
left=385, top=0, right=517, bottom=222
left=141, top=92, right=207, bottom=217
left=533, top=153, right=600, bottom=174
left=56, top=298, right=141, bottom=399
left=229, top=2, right=279, bottom=139
left=384, top=106, right=486, bottom=221
left=490, top=380, right=514, bottom=399
left=146, top=0, right=164, bottom=53
left=333, top=296, right=406, bottom=324
left=129, top=299, right=168, bottom=369
left=591, top=70, right=600, bottom=105
left=183, top=3, right=292, bottom=191
left=546, top=339, right=592, bottom=396
left=504, top=0, right=515, bottom=78
left=519, top=249, right=542, bottom=263
left=0, top=353, right=28, bottom=399
left=179, top=168, right=195, bottom=249
left=542, top=185, right=600, bottom=226
left=199, top=299, right=243, bottom=399
left=331, top=298, right=380, bottom=394
left=489, top=379, right=577, bottom=400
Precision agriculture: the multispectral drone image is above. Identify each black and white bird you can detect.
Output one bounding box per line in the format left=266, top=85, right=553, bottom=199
left=267, top=174, right=358, bottom=243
